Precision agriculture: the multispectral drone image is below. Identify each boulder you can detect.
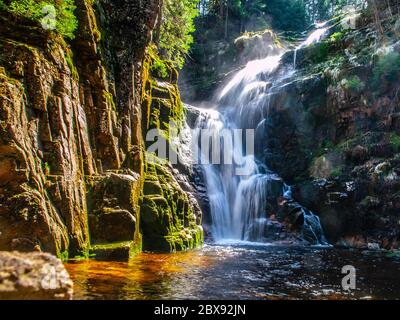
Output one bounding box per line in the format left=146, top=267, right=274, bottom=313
left=0, top=251, right=73, bottom=300
left=89, top=209, right=137, bottom=243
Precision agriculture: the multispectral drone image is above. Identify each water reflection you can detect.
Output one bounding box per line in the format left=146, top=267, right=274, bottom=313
left=65, top=244, right=400, bottom=300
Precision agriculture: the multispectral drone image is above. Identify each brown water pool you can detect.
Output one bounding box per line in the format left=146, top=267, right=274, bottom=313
left=65, top=243, right=400, bottom=300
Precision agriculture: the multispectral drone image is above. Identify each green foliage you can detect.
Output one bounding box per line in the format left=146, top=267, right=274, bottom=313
left=265, top=0, right=308, bottom=31
left=151, top=59, right=169, bottom=79
left=312, top=42, right=329, bottom=63
left=0, top=0, right=77, bottom=39
left=65, top=49, right=79, bottom=80
left=372, top=51, right=400, bottom=90
left=390, top=133, right=400, bottom=151
left=330, top=32, right=344, bottom=42
left=159, top=0, right=199, bottom=68
left=342, top=75, right=365, bottom=92
left=204, top=0, right=308, bottom=32
left=303, top=0, right=367, bottom=21
left=43, top=162, right=51, bottom=175
left=330, top=165, right=343, bottom=178
left=58, top=250, right=69, bottom=262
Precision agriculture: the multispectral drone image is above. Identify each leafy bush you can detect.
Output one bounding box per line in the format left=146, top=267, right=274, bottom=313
left=0, top=0, right=77, bottom=39
left=372, top=51, right=400, bottom=89
left=390, top=133, right=400, bottom=151
left=151, top=59, right=169, bottom=79
left=330, top=32, right=344, bottom=42
left=342, top=75, right=365, bottom=92
left=159, top=0, right=199, bottom=68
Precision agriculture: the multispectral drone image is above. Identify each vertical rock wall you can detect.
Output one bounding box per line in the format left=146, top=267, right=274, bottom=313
left=0, top=0, right=203, bottom=258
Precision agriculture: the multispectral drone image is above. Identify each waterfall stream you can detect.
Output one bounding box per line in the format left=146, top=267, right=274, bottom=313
left=194, top=25, right=331, bottom=245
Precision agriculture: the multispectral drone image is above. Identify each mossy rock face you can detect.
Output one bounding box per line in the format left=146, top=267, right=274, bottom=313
left=142, top=47, right=185, bottom=147
left=89, top=209, right=137, bottom=243
left=87, top=172, right=142, bottom=254
left=91, top=241, right=139, bottom=261
left=140, top=160, right=203, bottom=252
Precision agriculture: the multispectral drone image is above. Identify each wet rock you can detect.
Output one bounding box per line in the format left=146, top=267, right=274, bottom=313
left=349, top=145, right=369, bottom=163
left=234, top=29, right=283, bottom=61
left=88, top=172, right=142, bottom=246
left=374, top=162, right=391, bottom=175
left=276, top=197, right=304, bottom=227
left=184, top=104, right=202, bottom=129
left=0, top=0, right=162, bottom=259
left=141, top=161, right=203, bottom=252
left=0, top=251, right=73, bottom=300
left=91, top=242, right=138, bottom=261
left=89, top=209, right=136, bottom=243
left=327, top=192, right=348, bottom=204
left=336, top=236, right=367, bottom=249
left=367, top=242, right=381, bottom=250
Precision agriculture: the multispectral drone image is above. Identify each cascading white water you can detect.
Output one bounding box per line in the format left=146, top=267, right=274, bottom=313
left=194, top=56, right=282, bottom=242
left=294, top=23, right=329, bottom=68
left=195, top=25, right=330, bottom=244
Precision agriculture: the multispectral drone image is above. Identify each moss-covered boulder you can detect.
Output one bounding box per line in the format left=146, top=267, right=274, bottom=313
left=140, top=160, right=203, bottom=252
left=87, top=172, right=142, bottom=257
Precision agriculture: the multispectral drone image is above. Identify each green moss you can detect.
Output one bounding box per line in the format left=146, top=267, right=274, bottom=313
left=390, top=133, right=400, bottom=151
left=330, top=32, right=344, bottom=42
left=342, top=75, right=365, bottom=93
left=142, top=47, right=185, bottom=141
left=103, top=90, right=116, bottom=111
left=71, top=248, right=95, bottom=261
left=91, top=241, right=140, bottom=260
left=65, top=48, right=79, bottom=80
left=92, top=241, right=132, bottom=250
left=330, top=166, right=343, bottom=178
left=151, top=59, right=169, bottom=79
left=372, top=51, right=400, bottom=92
left=140, top=159, right=203, bottom=253
left=43, top=162, right=51, bottom=175
left=57, top=250, right=69, bottom=262
left=313, top=42, right=329, bottom=63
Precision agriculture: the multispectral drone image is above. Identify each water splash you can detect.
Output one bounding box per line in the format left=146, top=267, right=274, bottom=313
left=302, top=27, right=329, bottom=47
left=293, top=23, right=329, bottom=69
left=219, top=55, right=282, bottom=101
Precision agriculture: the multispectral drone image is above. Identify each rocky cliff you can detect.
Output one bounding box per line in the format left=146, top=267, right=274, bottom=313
left=258, top=2, right=400, bottom=249
left=0, top=0, right=203, bottom=259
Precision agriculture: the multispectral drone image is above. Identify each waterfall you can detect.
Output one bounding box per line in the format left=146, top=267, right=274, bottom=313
left=294, top=23, right=329, bottom=69
left=194, top=27, right=330, bottom=245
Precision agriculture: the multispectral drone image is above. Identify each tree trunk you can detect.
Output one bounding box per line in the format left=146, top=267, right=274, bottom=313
left=154, top=0, right=164, bottom=45
left=225, top=1, right=229, bottom=39
left=369, top=0, right=385, bottom=38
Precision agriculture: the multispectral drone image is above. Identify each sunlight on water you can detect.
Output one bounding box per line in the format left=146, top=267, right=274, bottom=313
left=65, top=246, right=400, bottom=300
left=219, top=55, right=282, bottom=100
left=294, top=23, right=329, bottom=68
left=302, top=27, right=329, bottom=47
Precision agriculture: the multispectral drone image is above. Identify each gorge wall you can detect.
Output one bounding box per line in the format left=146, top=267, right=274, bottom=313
left=0, top=0, right=203, bottom=259
left=256, top=2, right=400, bottom=249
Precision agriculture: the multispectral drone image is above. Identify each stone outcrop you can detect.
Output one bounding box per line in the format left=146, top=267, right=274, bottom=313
left=0, top=0, right=203, bottom=259
left=0, top=251, right=73, bottom=300
left=253, top=5, right=400, bottom=249
left=140, top=48, right=203, bottom=251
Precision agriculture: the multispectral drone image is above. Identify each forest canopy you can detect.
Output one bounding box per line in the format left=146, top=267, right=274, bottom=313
left=0, top=0, right=77, bottom=39
left=158, top=0, right=368, bottom=67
